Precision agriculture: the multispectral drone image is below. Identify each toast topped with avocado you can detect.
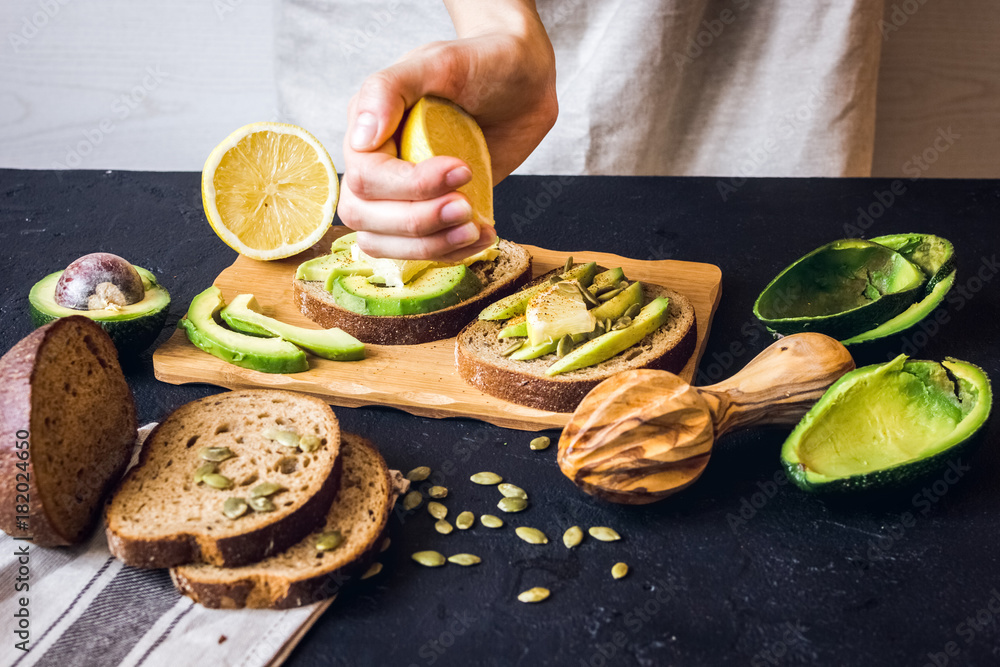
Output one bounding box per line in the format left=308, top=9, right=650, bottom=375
left=293, top=231, right=532, bottom=345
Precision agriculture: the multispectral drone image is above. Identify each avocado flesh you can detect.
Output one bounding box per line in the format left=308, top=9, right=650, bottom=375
left=589, top=281, right=644, bottom=322
left=840, top=271, right=955, bottom=346
left=295, top=252, right=372, bottom=282
left=588, top=267, right=625, bottom=294
left=329, top=264, right=482, bottom=316
left=479, top=262, right=598, bottom=320
left=221, top=294, right=365, bottom=361
left=180, top=286, right=307, bottom=374
left=782, top=355, right=992, bottom=491
left=498, top=315, right=527, bottom=339
left=330, top=231, right=358, bottom=252
left=870, top=233, right=954, bottom=290
left=546, top=297, right=670, bottom=376
left=754, top=239, right=926, bottom=340
left=29, top=266, right=170, bottom=354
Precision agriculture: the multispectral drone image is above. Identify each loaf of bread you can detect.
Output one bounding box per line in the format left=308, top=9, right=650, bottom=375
left=171, top=433, right=400, bottom=609
left=0, top=316, right=137, bottom=546
left=293, top=239, right=532, bottom=345
left=106, top=390, right=342, bottom=568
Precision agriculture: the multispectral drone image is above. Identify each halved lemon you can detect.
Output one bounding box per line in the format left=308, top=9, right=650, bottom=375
left=202, top=122, right=338, bottom=260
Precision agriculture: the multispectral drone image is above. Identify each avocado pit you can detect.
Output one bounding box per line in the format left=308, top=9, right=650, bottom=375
left=54, top=253, right=145, bottom=310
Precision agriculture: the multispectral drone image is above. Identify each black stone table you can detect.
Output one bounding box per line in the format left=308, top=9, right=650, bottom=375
left=1, top=170, right=998, bottom=666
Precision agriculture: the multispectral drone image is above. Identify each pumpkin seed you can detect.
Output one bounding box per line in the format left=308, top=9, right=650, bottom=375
left=249, top=481, right=286, bottom=498
left=447, top=553, right=482, bottom=566
left=411, top=550, right=446, bottom=567
left=315, top=531, right=343, bottom=552
left=612, top=562, right=629, bottom=579
left=202, top=473, right=233, bottom=490
left=579, top=283, right=601, bottom=307
left=428, top=485, right=448, bottom=499
left=427, top=501, right=448, bottom=520
left=588, top=526, right=621, bottom=542
left=199, top=446, right=235, bottom=463
left=380, top=537, right=391, bottom=553
left=402, top=490, right=423, bottom=511
left=623, top=303, right=641, bottom=320
left=222, top=497, right=248, bottom=519
left=248, top=496, right=276, bottom=512
left=434, top=519, right=453, bottom=535
left=361, top=562, right=382, bottom=579
left=299, top=434, right=322, bottom=452
left=515, top=527, right=549, bottom=544
left=591, top=321, right=606, bottom=338
left=501, top=340, right=524, bottom=357
left=471, top=472, right=503, bottom=485
left=498, top=497, right=528, bottom=513
left=563, top=256, right=574, bottom=274
left=529, top=436, right=551, bottom=451
left=604, top=317, right=613, bottom=333
left=548, top=275, right=561, bottom=285
left=517, top=587, right=550, bottom=603
left=265, top=429, right=300, bottom=449
left=456, top=511, right=475, bottom=530
left=498, top=483, right=527, bottom=499
left=593, top=284, right=615, bottom=297
left=556, top=334, right=574, bottom=358
left=194, top=462, right=217, bottom=484
left=598, top=287, right=623, bottom=302
left=480, top=514, right=504, bottom=528
left=611, top=317, right=631, bottom=331
left=406, top=466, right=431, bottom=482
left=563, top=526, right=584, bottom=548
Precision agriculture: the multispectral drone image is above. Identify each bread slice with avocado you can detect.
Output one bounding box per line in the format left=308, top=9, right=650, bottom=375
left=456, top=268, right=697, bottom=413
left=0, top=316, right=137, bottom=546
left=293, top=234, right=532, bottom=345
left=105, top=389, right=342, bottom=569
left=170, top=433, right=404, bottom=609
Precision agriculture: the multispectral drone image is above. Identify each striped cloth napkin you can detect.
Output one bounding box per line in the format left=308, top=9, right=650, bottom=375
left=0, top=425, right=333, bottom=667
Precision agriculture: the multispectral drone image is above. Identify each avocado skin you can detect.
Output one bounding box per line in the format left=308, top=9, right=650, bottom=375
left=28, top=266, right=170, bottom=355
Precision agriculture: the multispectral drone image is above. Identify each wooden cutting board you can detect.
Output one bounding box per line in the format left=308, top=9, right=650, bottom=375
left=153, top=227, right=722, bottom=431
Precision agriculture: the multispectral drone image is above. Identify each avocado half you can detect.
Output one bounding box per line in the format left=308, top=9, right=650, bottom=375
left=781, top=355, right=992, bottom=493
left=29, top=266, right=170, bottom=354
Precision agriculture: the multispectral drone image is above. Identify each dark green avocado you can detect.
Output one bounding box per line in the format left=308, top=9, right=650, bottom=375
left=781, top=355, right=992, bottom=493
left=29, top=266, right=170, bottom=354
left=329, top=264, right=483, bottom=316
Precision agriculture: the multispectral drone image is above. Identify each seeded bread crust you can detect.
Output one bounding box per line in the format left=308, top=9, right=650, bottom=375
left=105, top=390, right=342, bottom=569
left=170, top=433, right=397, bottom=609
left=456, top=283, right=697, bottom=413
left=293, top=239, right=532, bottom=345
left=0, top=316, right=137, bottom=547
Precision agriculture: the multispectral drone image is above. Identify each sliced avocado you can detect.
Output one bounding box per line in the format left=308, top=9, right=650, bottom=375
left=479, top=262, right=598, bottom=320
left=588, top=267, right=626, bottom=294
left=546, top=297, right=671, bottom=376
left=754, top=239, right=926, bottom=340
left=871, top=233, right=954, bottom=290
left=296, top=251, right=373, bottom=282
left=179, top=286, right=307, bottom=374
left=28, top=266, right=170, bottom=354
left=781, top=355, right=992, bottom=492
left=589, top=281, right=644, bottom=322
left=330, top=231, right=358, bottom=253
left=221, top=294, right=365, bottom=361
left=510, top=339, right=559, bottom=361
left=840, top=271, right=956, bottom=346
left=329, top=264, right=482, bottom=316
left=498, top=315, right=527, bottom=339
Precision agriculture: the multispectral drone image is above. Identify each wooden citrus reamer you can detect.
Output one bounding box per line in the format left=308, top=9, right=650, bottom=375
left=557, top=333, right=855, bottom=504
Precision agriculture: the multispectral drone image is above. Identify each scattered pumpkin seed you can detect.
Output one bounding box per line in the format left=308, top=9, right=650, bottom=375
left=588, top=526, right=621, bottom=542
left=402, top=490, right=423, bottom=511
left=249, top=481, right=286, bottom=498
left=428, top=485, right=448, bottom=499
left=411, top=550, right=446, bottom=567
left=427, top=501, right=448, bottom=520
left=579, top=283, right=601, bottom=307
left=434, top=519, right=454, bottom=534
left=361, top=562, right=382, bottom=579
left=593, top=284, right=615, bottom=297
left=447, top=553, right=482, bottom=567
left=202, top=473, right=233, bottom=490
left=471, top=472, right=503, bottom=485
left=529, top=436, right=551, bottom=451
left=623, top=303, right=641, bottom=320
left=315, top=531, right=343, bottom=552
left=406, top=466, right=431, bottom=482
left=591, top=321, right=606, bottom=338
left=603, top=317, right=613, bottom=333
left=199, top=446, right=235, bottom=463
left=501, top=340, right=524, bottom=357
left=611, top=318, right=631, bottom=331
left=598, top=287, right=623, bottom=302
left=456, top=511, right=475, bottom=530
left=556, top=334, right=574, bottom=358
left=517, top=587, right=550, bottom=603
left=548, top=275, right=561, bottom=285
left=481, top=514, right=504, bottom=528
left=563, top=526, right=584, bottom=548
left=265, top=429, right=301, bottom=449
left=222, top=497, right=248, bottom=519
left=498, top=483, right=528, bottom=499
left=498, top=497, right=528, bottom=513
left=615, top=315, right=632, bottom=328
left=612, top=562, right=629, bottom=579
left=515, top=527, right=549, bottom=544
left=299, top=434, right=322, bottom=452
left=248, top=496, right=276, bottom=512
left=563, top=256, right=573, bottom=274
left=380, top=537, right=391, bottom=553
left=194, top=462, right=218, bottom=484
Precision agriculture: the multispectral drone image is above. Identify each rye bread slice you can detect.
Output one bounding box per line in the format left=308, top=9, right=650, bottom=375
left=293, top=239, right=532, bottom=345
left=456, top=283, right=697, bottom=413
left=0, top=316, right=137, bottom=547
left=170, top=433, right=401, bottom=609
left=106, top=390, right=341, bottom=568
